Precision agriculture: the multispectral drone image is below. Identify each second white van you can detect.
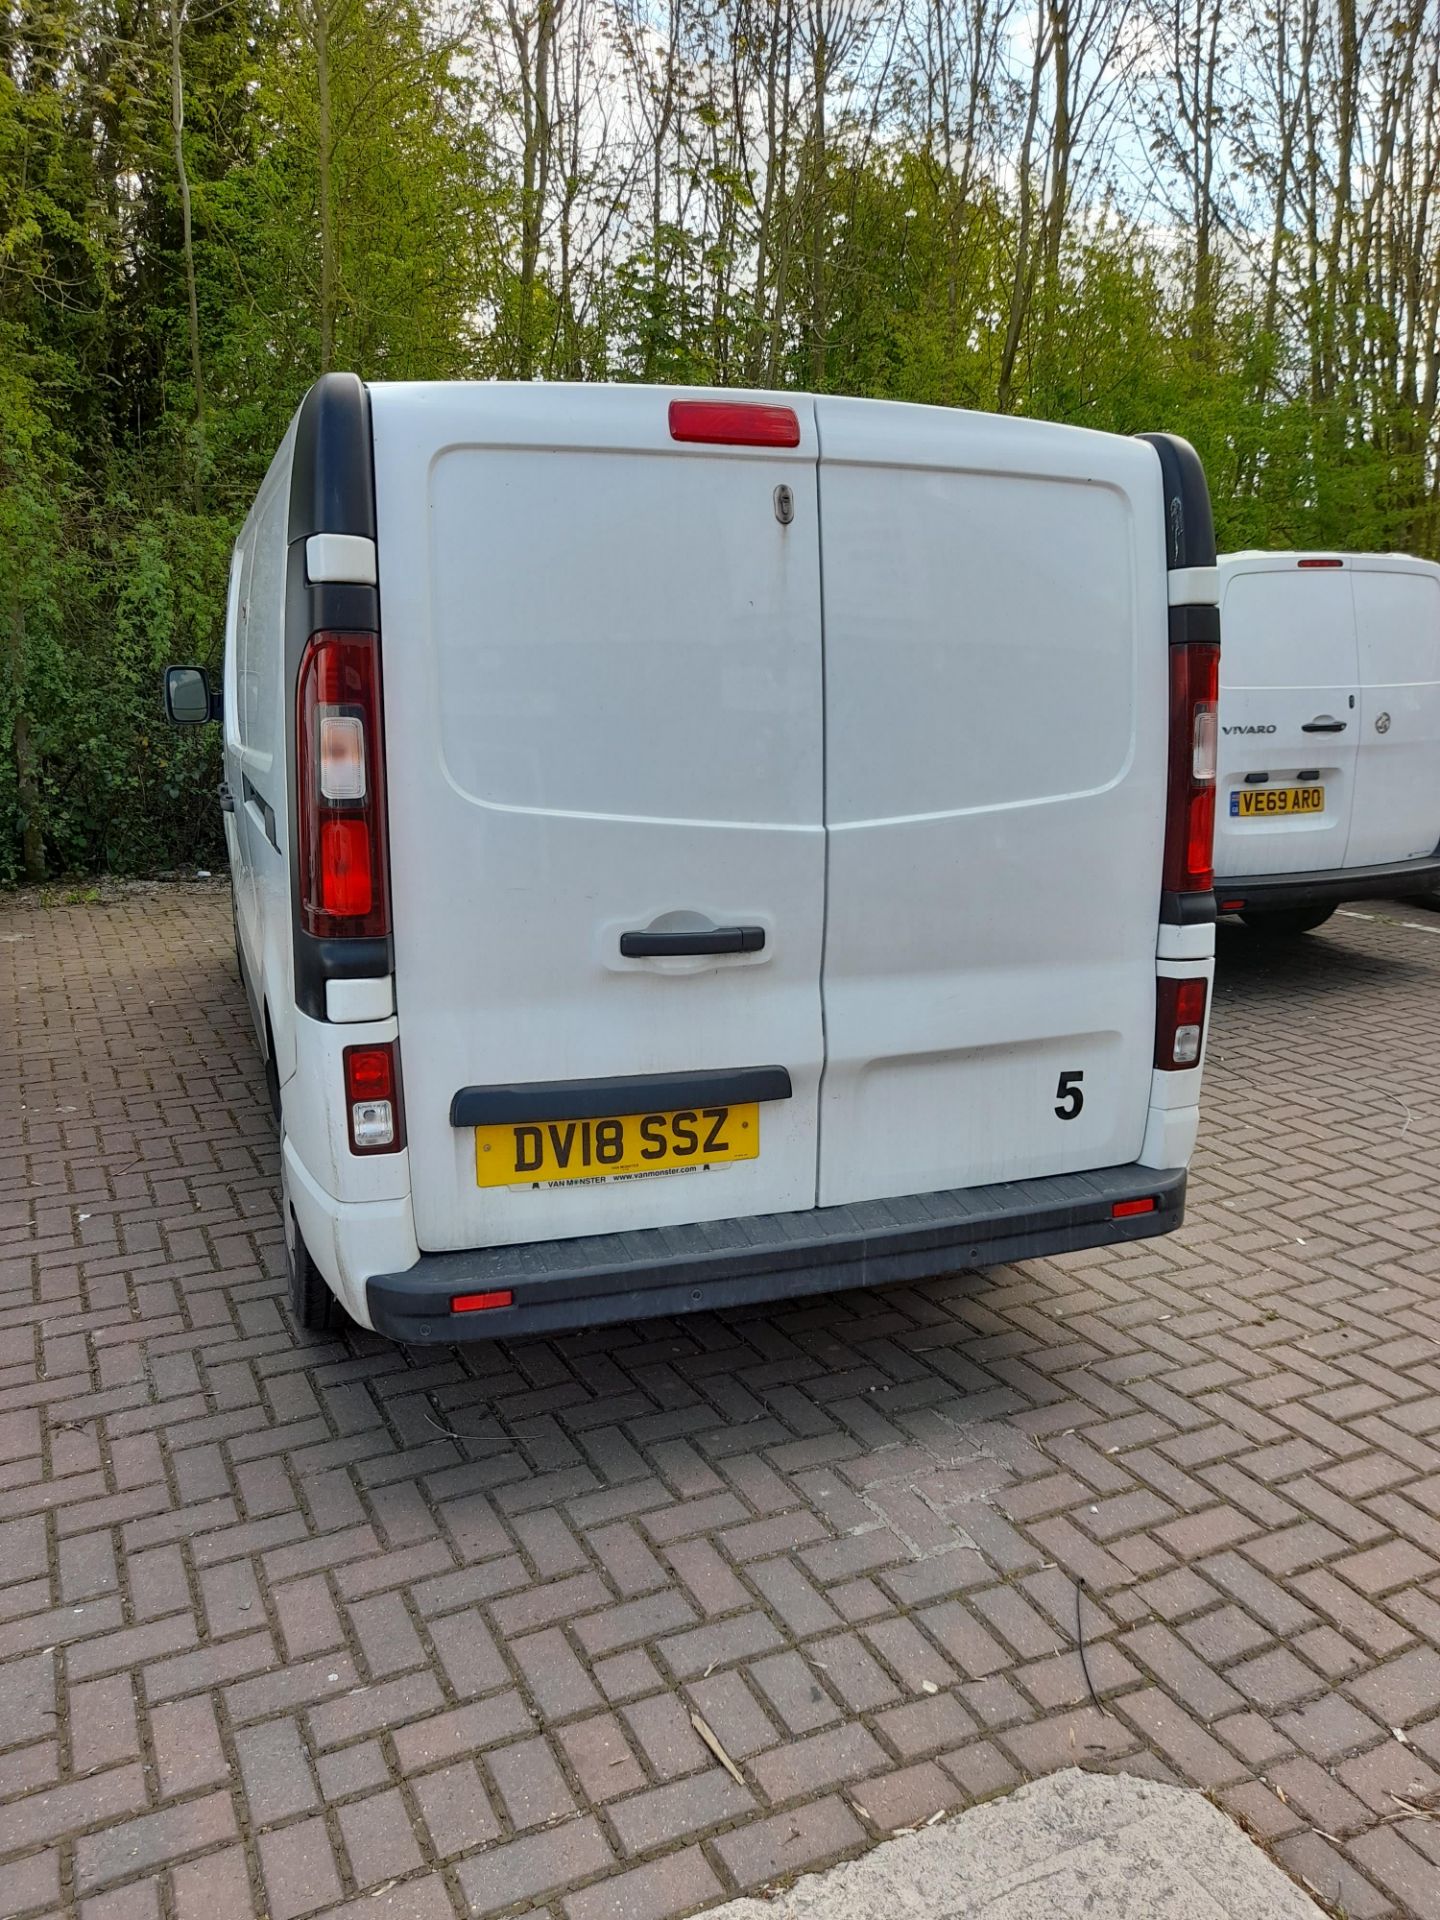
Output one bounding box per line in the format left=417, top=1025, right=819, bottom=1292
left=1214, top=551, right=1440, bottom=933
left=167, top=378, right=1221, bottom=1343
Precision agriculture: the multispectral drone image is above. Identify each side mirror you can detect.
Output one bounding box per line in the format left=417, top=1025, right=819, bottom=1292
left=164, top=664, right=220, bottom=725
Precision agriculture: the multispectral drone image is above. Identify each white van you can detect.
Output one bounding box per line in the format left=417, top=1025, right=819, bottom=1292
left=165, top=377, right=1220, bottom=1342
left=1214, top=551, right=1440, bottom=933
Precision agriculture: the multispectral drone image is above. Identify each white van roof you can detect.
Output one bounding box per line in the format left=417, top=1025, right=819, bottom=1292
left=1220, top=549, right=1440, bottom=576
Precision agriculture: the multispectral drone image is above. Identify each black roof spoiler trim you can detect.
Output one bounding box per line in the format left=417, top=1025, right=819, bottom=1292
left=1136, top=432, right=1216, bottom=574
left=289, top=372, right=377, bottom=543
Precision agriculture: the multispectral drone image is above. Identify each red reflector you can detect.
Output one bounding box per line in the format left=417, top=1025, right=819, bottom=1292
left=1298, top=557, right=1343, bottom=568
left=452, top=1291, right=514, bottom=1314
left=669, top=399, right=801, bottom=448
left=320, top=817, right=373, bottom=916
left=1112, top=1197, right=1157, bottom=1218
left=1218, top=898, right=1244, bottom=912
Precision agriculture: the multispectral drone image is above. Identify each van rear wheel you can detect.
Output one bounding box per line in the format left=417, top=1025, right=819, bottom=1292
left=281, top=1136, right=345, bottom=1335
left=1239, top=904, right=1336, bottom=936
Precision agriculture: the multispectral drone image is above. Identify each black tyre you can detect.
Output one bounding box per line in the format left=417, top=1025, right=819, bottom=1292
left=281, top=1133, right=345, bottom=1334
left=1239, top=904, right=1336, bottom=936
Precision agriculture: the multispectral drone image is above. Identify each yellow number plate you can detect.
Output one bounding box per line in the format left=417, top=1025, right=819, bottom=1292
left=475, top=1103, right=760, bottom=1188
left=1231, top=785, right=1324, bottom=819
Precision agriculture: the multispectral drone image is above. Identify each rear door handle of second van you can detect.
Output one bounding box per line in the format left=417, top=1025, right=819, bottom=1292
left=1301, top=716, right=1347, bottom=732
left=621, top=926, right=765, bottom=957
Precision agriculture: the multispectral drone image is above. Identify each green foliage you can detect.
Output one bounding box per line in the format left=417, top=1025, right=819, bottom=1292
left=3, top=0, right=1438, bottom=883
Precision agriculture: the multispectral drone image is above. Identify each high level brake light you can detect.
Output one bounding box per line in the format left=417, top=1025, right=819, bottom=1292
left=297, top=632, right=391, bottom=937
left=668, top=399, right=801, bottom=448
left=1162, top=638, right=1219, bottom=896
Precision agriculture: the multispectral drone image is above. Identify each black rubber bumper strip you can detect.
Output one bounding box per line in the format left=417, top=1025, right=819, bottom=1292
left=366, top=1162, right=1186, bottom=1344
left=1215, top=852, right=1440, bottom=910
left=450, top=1066, right=792, bottom=1129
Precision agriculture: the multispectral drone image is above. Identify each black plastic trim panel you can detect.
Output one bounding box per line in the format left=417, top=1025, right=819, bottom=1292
left=450, top=1066, right=793, bottom=1129
left=1167, top=604, right=1220, bottom=647
left=1160, top=889, right=1218, bottom=927
left=289, top=373, right=377, bottom=543
left=284, top=374, right=388, bottom=1022
left=367, top=1164, right=1187, bottom=1344
left=241, top=775, right=279, bottom=851
left=1216, top=853, right=1440, bottom=911
left=1137, top=433, right=1217, bottom=573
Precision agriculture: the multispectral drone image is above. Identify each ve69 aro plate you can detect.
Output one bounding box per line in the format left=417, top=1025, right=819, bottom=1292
left=1230, top=784, right=1324, bottom=819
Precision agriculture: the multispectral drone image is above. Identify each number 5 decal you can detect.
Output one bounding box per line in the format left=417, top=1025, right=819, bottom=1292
left=1055, top=1070, right=1084, bottom=1120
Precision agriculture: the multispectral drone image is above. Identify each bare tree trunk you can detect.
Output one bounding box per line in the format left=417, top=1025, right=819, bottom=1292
left=508, top=0, right=559, bottom=380
left=168, top=0, right=204, bottom=429
left=1041, top=0, right=1070, bottom=287
left=7, top=602, right=43, bottom=883
left=997, top=13, right=1047, bottom=411
left=314, top=0, right=335, bottom=372
left=746, top=0, right=795, bottom=384
left=807, top=15, right=828, bottom=389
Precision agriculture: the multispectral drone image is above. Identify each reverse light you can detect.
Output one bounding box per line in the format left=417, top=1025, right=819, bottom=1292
left=669, top=399, right=801, bottom=448
left=297, top=632, right=390, bottom=938
left=452, top=1291, right=514, bottom=1314
left=1162, top=639, right=1220, bottom=895
left=1155, top=976, right=1209, bottom=1071
left=343, top=1043, right=405, bottom=1154
left=319, top=712, right=366, bottom=800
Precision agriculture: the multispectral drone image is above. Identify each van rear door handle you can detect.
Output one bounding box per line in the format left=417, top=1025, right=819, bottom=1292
left=621, top=926, right=765, bottom=957
left=1301, top=716, right=1346, bottom=733
left=218, top=782, right=236, bottom=812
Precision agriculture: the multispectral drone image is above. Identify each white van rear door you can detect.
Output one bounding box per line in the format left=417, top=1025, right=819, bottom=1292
left=372, top=386, right=825, bottom=1252
left=1213, top=563, right=1358, bottom=879
left=1346, top=564, right=1440, bottom=867
left=813, top=399, right=1165, bottom=1207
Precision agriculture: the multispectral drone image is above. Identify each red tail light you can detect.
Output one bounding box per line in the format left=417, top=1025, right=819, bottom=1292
left=1155, top=975, right=1208, bottom=1071
left=297, top=632, right=390, bottom=938
left=669, top=400, right=801, bottom=448
left=1163, top=640, right=1219, bottom=895
left=343, top=1042, right=405, bottom=1153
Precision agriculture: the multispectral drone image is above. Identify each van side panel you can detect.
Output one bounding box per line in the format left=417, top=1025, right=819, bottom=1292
left=373, top=385, right=827, bottom=1253
left=222, top=546, right=254, bottom=961
left=225, top=421, right=297, bottom=1075
left=1346, top=565, right=1440, bottom=867
left=813, top=399, right=1167, bottom=1204
left=1213, top=564, right=1359, bottom=879
left=247, top=429, right=300, bottom=1091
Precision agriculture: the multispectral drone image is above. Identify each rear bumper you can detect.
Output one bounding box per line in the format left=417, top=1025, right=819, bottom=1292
left=366, top=1163, right=1186, bottom=1344
left=1215, top=851, right=1440, bottom=911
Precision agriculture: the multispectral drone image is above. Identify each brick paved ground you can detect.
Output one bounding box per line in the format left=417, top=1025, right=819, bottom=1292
left=3, top=882, right=1440, bottom=1920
